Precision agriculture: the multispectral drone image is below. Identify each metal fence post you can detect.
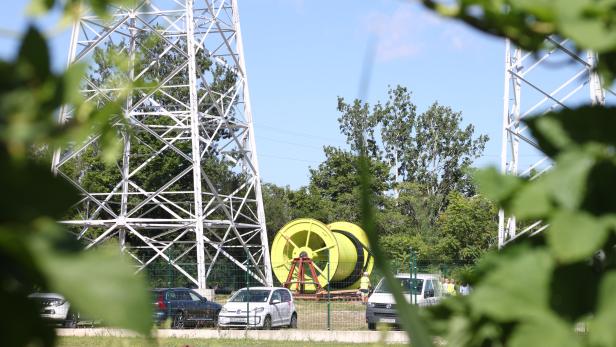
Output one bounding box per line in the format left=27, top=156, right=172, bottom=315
left=409, top=247, right=417, bottom=305
left=327, top=250, right=331, bottom=330
left=246, top=263, right=250, bottom=330
left=414, top=251, right=418, bottom=305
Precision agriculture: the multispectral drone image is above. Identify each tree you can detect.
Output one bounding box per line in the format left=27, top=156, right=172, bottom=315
left=337, top=97, right=381, bottom=159
left=379, top=233, right=429, bottom=267
left=399, top=101, right=487, bottom=199
left=307, top=146, right=391, bottom=223
left=337, top=85, right=488, bottom=221
left=434, top=192, right=497, bottom=262
left=261, top=183, right=294, bottom=239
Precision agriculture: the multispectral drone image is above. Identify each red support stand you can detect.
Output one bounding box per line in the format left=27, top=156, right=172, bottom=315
left=283, top=256, right=323, bottom=293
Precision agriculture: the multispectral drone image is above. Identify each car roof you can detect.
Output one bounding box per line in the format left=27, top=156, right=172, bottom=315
left=28, top=293, right=65, bottom=299
left=235, top=287, right=287, bottom=291
left=394, top=273, right=440, bottom=279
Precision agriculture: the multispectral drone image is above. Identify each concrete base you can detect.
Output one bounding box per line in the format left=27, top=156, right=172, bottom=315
left=57, top=328, right=409, bottom=344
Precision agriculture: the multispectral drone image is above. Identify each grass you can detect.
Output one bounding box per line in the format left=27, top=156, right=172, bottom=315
left=213, top=294, right=368, bottom=331
left=56, top=337, right=407, bottom=347
left=294, top=299, right=367, bottom=330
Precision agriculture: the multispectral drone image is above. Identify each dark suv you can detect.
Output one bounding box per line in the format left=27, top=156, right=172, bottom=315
left=152, top=288, right=221, bottom=328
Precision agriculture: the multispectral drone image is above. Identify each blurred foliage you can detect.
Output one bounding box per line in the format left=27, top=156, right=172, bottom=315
left=406, top=1, right=616, bottom=346
left=0, top=1, right=154, bottom=346
left=358, top=153, right=433, bottom=347
left=421, top=0, right=616, bottom=82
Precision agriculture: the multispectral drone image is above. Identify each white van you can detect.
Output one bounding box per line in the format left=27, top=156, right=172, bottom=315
left=365, top=273, right=443, bottom=330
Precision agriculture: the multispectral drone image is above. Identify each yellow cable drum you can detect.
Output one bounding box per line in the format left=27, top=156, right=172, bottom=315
left=270, top=218, right=373, bottom=292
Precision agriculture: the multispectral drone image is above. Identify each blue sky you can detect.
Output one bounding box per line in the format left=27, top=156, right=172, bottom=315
left=1, top=0, right=507, bottom=188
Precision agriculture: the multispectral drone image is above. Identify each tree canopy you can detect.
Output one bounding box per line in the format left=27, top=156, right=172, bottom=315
left=263, top=85, right=493, bottom=266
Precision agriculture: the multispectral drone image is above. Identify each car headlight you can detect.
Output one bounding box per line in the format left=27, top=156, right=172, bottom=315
left=50, top=299, right=66, bottom=307
left=253, top=307, right=264, bottom=313
left=367, top=302, right=375, bottom=308
left=220, top=307, right=228, bottom=313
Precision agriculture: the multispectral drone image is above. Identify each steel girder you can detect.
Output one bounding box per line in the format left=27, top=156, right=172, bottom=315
left=499, top=38, right=613, bottom=248
left=52, top=0, right=273, bottom=288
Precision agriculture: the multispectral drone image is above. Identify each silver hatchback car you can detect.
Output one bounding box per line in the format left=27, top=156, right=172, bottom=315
left=28, top=293, right=79, bottom=328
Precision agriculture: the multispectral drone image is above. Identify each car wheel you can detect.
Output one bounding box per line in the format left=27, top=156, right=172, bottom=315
left=262, top=315, right=272, bottom=330
left=63, top=312, right=78, bottom=328
left=368, top=322, right=376, bottom=330
left=172, top=312, right=185, bottom=329
left=289, top=313, right=297, bottom=329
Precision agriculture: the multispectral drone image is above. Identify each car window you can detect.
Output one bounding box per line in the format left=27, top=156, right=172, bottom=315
left=425, top=280, right=434, bottom=292
left=189, top=291, right=201, bottom=302
left=166, top=291, right=177, bottom=301
left=177, top=291, right=191, bottom=301
left=374, top=277, right=423, bottom=295
left=229, top=289, right=271, bottom=303
left=271, top=290, right=282, bottom=303
left=281, top=290, right=292, bottom=302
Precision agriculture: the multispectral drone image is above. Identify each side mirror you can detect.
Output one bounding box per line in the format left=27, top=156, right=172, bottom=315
left=271, top=299, right=281, bottom=304
left=424, top=289, right=435, bottom=298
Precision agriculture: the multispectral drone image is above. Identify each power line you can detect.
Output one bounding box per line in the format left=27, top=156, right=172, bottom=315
left=254, top=122, right=343, bottom=143
left=257, top=135, right=323, bottom=150
left=259, top=153, right=322, bottom=164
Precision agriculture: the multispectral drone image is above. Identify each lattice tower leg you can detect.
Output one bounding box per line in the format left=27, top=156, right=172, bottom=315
left=498, top=38, right=611, bottom=248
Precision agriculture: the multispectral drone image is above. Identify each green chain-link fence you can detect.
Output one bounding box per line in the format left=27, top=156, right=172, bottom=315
left=145, top=256, right=474, bottom=331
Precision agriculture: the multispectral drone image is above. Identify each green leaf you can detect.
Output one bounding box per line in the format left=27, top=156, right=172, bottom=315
left=473, top=167, right=522, bottom=204
left=513, top=0, right=556, bottom=21
left=509, top=314, right=581, bottom=347
left=18, top=26, right=50, bottom=80
left=588, top=271, right=616, bottom=347
left=582, top=160, right=616, bottom=216
left=510, top=179, right=552, bottom=219
left=556, top=0, right=616, bottom=52
left=0, top=229, right=55, bottom=347
left=469, top=247, right=554, bottom=321
left=28, top=224, right=152, bottom=335
left=545, top=150, right=594, bottom=210
left=0, top=159, right=78, bottom=223
left=549, top=261, right=600, bottom=322
left=0, top=289, right=56, bottom=347
left=61, top=63, right=86, bottom=105
left=358, top=155, right=433, bottom=347
left=526, top=107, right=616, bottom=157
left=546, top=211, right=609, bottom=263
left=26, top=0, right=55, bottom=15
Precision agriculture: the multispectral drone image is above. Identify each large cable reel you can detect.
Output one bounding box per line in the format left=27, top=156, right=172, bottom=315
left=270, top=218, right=373, bottom=292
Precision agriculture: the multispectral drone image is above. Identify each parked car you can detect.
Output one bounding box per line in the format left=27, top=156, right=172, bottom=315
left=366, top=273, right=443, bottom=330
left=152, top=288, right=222, bottom=328
left=28, top=293, right=79, bottom=328
left=218, top=287, right=297, bottom=329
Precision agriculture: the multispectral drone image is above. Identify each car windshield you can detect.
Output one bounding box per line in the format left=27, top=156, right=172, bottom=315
left=374, top=278, right=423, bottom=295
left=229, top=289, right=271, bottom=303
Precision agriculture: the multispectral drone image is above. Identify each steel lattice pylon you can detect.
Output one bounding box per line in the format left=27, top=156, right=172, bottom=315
left=499, top=37, right=613, bottom=248
left=52, top=0, right=273, bottom=288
